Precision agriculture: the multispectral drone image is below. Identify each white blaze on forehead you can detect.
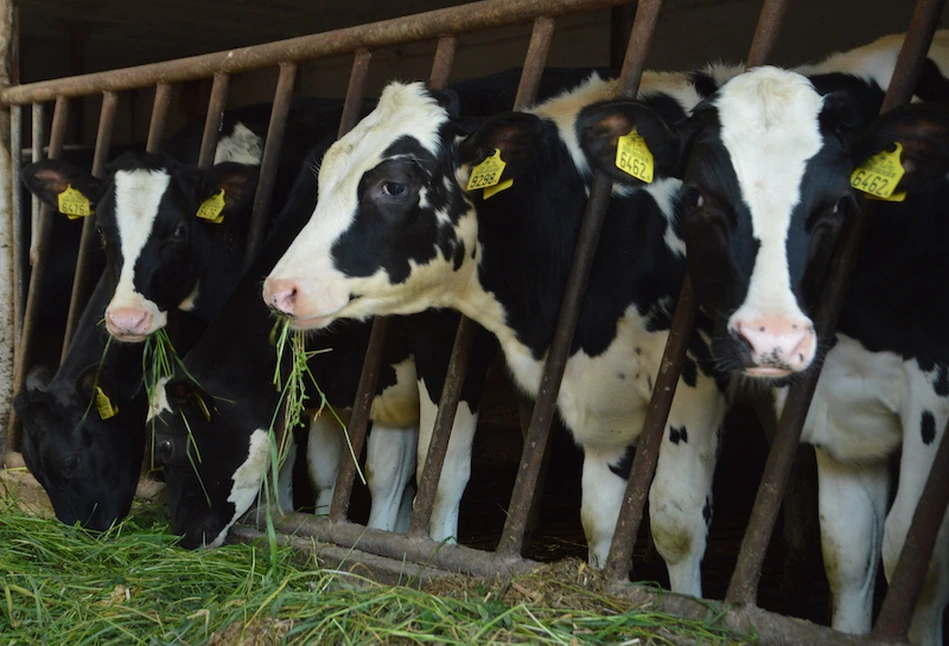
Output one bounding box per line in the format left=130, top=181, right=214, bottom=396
left=111, top=169, right=171, bottom=315
left=214, top=122, right=263, bottom=165
left=715, top=67, right=824, bottom=322
left=206, top=428, right=270, bottom=548
left=268, top=82, right=452, bottom=311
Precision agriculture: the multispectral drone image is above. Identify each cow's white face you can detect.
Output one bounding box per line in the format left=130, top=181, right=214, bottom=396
left=264, top=82, right=477, bottom=328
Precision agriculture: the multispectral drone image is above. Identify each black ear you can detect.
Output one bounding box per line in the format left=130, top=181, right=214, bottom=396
left=430, top=88, right=460, bottom=117
left=457, top=112, right=545, bottom=185
left=198, top=162, right=259, bottom=221
left=577, top=99, right=684, bottom=185
left=166, top=379, right=218, bottom=421
left=75, top=365, right=121, bottom=420
left=21, top=159, right=102, bottom=214
left=25, top=365, right=53, bottom=393
left=853, top=102, right=949, bottom=195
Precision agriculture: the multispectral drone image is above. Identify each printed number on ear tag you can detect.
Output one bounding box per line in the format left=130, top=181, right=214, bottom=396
left=94, top=386, right=119, bottom=420
left=467, top=149, right=508, bottom=194
left=850, top=142, right=905, bottom=201
left=615, top=128, right=654, bottom=184
left=196, top=189, right=226, bottom=224
left=58, top=184, right=94, bottom=219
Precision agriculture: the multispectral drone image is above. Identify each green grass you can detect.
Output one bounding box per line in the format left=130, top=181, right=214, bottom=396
left=0, top=497, right=757, bottom=646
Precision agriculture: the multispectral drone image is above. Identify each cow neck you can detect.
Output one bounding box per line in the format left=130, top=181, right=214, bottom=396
left=184, top=212, right=252, bottom=322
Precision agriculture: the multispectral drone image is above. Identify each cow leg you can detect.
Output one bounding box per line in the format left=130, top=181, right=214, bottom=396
left=814, top=447, right=889, bottom=635
left=276, top=435, right=297, bottom=512
left=580, top=444, right=631, bottom=570
left=365, top=423, right=418, bottom=532
left=885, top=382, right=949, bottom=646
left=416, top=380, right=478, bottom=543
left=648, top=374, right=726, bottom=597
left=306, top=412, right=344, bottom=516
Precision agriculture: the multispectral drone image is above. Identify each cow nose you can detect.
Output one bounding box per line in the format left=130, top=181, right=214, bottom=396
left=263, top=278, right=298, bottom=316
left=106, top=307, right=152, bottom=338
left=732, top=316, right=816, bottom=375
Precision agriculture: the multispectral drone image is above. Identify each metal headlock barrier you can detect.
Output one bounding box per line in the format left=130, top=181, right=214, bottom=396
left=0, top=1, right=947, bottom=644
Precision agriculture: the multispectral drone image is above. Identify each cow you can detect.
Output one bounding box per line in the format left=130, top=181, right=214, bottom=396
left=13, top=272, right=147, bottom=531
left=575, top=33, right=949, bottom=646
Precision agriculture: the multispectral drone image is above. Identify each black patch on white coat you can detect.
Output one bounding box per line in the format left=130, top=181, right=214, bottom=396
left=921, top=410, right=936, bottom=445
left=669, top=426, right=688, bottom=445
left=608, top=444, right=635, bottom=479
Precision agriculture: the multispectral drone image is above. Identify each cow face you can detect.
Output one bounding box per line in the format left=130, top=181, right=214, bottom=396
left=22, top=154, right=257, bottom=342
left=14, top=365, right=145, bottom=531
left=262, top=82, right=478, bottom=327
left=150, top=379, right=270, bottom=549
left=581, top=67, right=871, bottom=379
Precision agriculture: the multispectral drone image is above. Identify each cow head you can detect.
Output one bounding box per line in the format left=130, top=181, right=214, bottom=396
left=579, top=66, right=947, bottom=379
left=150, top=378, right=272, bottom=549
left=22, top=153, right=257, bottom=342
left=14, top=364, right=145, bottom=531
left=262, top=81, right=546, bottom=328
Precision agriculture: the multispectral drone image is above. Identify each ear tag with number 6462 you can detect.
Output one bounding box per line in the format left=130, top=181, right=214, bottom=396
left=850, top=142, right=906, bottom=202
left=615, top=128, right=654, bottom=184
left=196, top=189, right=226, bottom=224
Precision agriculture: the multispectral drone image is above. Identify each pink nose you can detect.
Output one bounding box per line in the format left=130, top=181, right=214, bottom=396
left=106, top=307, right=152, bottom=338
left=732, top=316, right=816, bottom=375
left=263, top=278, right=298, bottom=316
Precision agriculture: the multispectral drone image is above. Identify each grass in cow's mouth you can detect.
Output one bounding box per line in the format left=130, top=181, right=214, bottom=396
left=0, top=496, right=758, bottom=645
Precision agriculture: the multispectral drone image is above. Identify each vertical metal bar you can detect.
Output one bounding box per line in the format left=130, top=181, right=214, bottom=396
left=197, top=72, right=230, bottom=169
left=605, top=0, right=790, bottom=584
left=61, top=92, right=118, bottom=356
left=726, top=0, right=944, bottom=606
left=873, top=425, right=949, bottom=641
left=11, top=104, right=22, bottom=343
left=241, top=62, right=297, bottom=272
left=320, top=50, right=380, bottom=523
left=145, top=82, right=172, bottom=153
left=0, top=0, right=16, bottom=459
left=29, top=102, right=42, bottom=266
left=428, top=36, right=457, bottom=90
left=7, top=96, right=68, bottom=453
left=512, top=16, right=555, bottom=109
left=497, top=1, right=664, bottom=559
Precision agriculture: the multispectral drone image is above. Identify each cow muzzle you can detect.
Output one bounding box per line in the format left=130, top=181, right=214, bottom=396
left=731, top=315, right=816, bottom=377
left=261, top=277, right=348, bottom=329
left=105, top=306, right=155, bottom=342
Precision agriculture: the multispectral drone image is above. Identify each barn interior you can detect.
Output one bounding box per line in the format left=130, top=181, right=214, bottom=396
left=11, top=0, right=949, bottom=630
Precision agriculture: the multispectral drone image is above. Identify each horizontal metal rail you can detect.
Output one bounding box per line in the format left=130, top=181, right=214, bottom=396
left=0, top=0, right=629, bottom=106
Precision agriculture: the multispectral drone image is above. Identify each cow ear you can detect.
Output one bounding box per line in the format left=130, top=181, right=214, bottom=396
left=197, top=162, right=259, bottom=223
left=457, top=112, right=545, bottom=191
left=166, top=379, right=218, bottom=422
left=577, top=99, right=684, bottom=185
left=76, top=366, right=121, bottom=421
left=853, top=102, right=949, bottom=195
left=21, top=160, right=102, bottom=215
left=430, top=88, right=460, bottom=117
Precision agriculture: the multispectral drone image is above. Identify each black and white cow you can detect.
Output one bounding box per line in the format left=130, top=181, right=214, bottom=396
left=260, top=33, right=942, bottom=600
left=14, top=272, right=147, bottom=530
left=576, top=34, right=949, bottom=646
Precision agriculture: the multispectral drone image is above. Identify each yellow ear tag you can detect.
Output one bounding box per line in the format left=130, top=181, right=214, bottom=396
left=850, top=142, right=905, bottom=201
left=467, top=149, right=507, bottom=195
left=196, top=189, right=226, bottom=224
left=58, top=184, right=94, bottom=219
left=94, top=386, right=119, bottom=420
left=194, top=393, right=212, bottom=422
left=615, top=128, right=655, bottom=184
left=483, top=178, right=514, bottom=199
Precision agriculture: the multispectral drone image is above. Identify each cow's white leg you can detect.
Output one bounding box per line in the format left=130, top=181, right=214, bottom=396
left=814, top=447, right=889, bottom=635
left=276, top=436, right=297, bottom=512
left=416, top=380, right=477, bottom=543
left=306, top=412, right=344, bottom=516
left=648, top=373, right=726, bottom=598
left=580, top=444, right=630, bottom=570
left=366, top=423, right=418, bottom=532
left=886, top=374, right=949, bottom=646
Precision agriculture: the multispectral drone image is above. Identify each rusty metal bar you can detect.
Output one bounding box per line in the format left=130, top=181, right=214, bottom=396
left=6, top=97, right=68, bottom=453
left=145, top=82, right=172, bottom=153
left=28, top=102, right=42, bottom=266
left=241, top=62, right=296, bottom=272
left=873, top=424, right=949, bottom=641
left=197, top=72, right=230, bottom=168
left=11, top=103, right=22, bottom=343
left=726, top=0, right=944, bottom=606
left=61, top=92, right=118, bottom=356
left=408, top=15, right=554, bottom=543
left=605, top=0, right=789, bottom=583
left=0, top=0, right=628, bottom=106
left=337, top=51, right=372, bottom=138
left=428, top=36, right=457, bottom=90
left=328, top=317, right=390, bottom=522
left=497, top=0, right=664, bottom=560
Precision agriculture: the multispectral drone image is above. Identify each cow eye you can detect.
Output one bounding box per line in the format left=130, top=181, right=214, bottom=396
left=60, top=454, right=81, bottom=475
left=831, top=196, right=846, bottom=215
left=682, top=187, right=705, bottom=210
left=157, top=439, right=174, bottom=463
left=172, top=223, right=187, bottom=239
left=381, top=181, right=407, bottom=197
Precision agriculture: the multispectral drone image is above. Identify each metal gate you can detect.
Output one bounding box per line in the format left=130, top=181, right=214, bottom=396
left=1, top=1, right=947, bottom=644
